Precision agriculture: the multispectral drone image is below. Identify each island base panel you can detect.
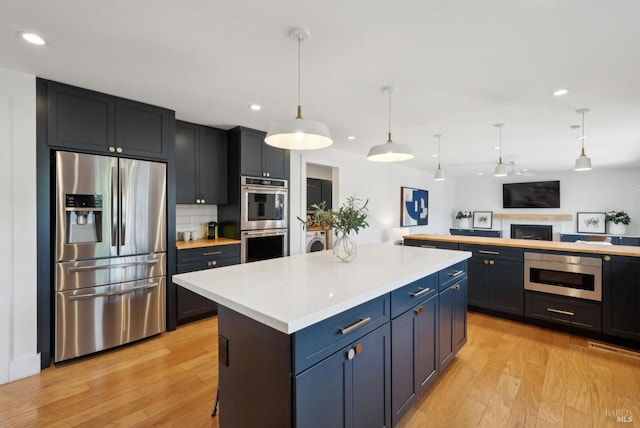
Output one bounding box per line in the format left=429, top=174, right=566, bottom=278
left=217, top=306, right=292, bottom=428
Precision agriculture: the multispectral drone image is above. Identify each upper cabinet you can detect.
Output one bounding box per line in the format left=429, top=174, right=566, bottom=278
left=46, top=80, right=173, bottom=160
left=229, top=126, right=289, bottom=179
left=175, top=121, right=228, bottom=205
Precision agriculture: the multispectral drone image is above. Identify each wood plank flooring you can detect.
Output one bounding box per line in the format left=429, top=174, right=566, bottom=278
left=1, top=312, right=638, bottom=427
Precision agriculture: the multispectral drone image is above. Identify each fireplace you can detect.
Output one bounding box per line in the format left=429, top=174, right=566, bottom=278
left=511, top=224, right=552, bottom=241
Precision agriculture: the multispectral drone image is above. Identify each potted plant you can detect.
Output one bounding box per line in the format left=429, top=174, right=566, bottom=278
left=605, top=211, right=631, bottom=235
left=300, top=195, right=369, bottom=262
left=455, top=210, right=472, bottom=229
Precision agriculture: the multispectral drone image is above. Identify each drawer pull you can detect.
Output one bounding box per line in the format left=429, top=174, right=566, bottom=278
left=203, top=251, right=222, bottom=256
left=420, top=245, right=436, bottom=249
left=207, top=261, right=217, bottom=267
left=410, top=287, right=431, bottom=298
left=449, top=270, right=464, bottom=278
left=479, top=250, right=500, bottom=255
left=452, top=283, right=461, bottom=291
left=339, top=317, right=371, bottom=335
left=415, top=305, right=425, bottom=315
left=546, top=308, right=574, bottom=316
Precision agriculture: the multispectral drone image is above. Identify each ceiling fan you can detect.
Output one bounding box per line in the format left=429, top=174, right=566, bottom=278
left=507, top=161, right=535, bottom=176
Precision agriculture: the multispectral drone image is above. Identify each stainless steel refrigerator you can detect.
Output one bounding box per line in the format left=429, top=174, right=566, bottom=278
left=54, top=151, right=167, bottom=362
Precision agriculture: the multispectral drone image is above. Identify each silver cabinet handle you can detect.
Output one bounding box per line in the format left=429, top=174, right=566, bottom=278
left=419, top=245, right=436, bottom=248
left=449, top=270, right=464, bottom=278
left=339, top=317, right=371, bottom=335
left=409, top=287, right=431, bottom=298
left=203, top=251, right=222, bottom=256
left=68, top=282, right=159, bottom=301
left=68, top=259, right=159, bottom=272
left=546, top=308, right=574, bottom=316
left=479, top=250, right=500, bottom=255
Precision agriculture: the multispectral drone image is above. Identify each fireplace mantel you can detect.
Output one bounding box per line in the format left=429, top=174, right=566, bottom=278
left=494, top=213, right=573, bottom=221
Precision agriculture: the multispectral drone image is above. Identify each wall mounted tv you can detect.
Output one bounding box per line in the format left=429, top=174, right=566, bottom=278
left=503, top=180, right=560, bottom=208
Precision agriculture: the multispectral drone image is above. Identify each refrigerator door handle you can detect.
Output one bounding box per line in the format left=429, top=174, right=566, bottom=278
left=67, top=259, right=160, bottom=273
left=67, top=282, right=159, bottom=301
left=111, top=165, right=118, bottom=247
left=120, top=165, right=126, bottom=246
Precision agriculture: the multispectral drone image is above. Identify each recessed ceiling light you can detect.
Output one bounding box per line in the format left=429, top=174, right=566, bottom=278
left=493, top=146, right=500, bottom=150
left=347, top=135, right=356, bottom=140
left=20, top=32, right=46, bottom=45
left=431, top=153, right=438, bottom=158
left=477, top=172, right=484, bottom=176
left=552, top=88, right=568, bottom=96
left=249, top=104, right=261, bottom=111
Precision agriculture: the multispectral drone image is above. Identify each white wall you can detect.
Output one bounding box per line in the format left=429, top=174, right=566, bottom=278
left=0, top=68, right=39, bottom=384
left=289, top=148, right=456, bottom=255
left=454, top=168, right=640, bottom=237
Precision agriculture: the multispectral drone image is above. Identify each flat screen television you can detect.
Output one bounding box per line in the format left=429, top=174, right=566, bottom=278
left=503, top=180, right=560, bottom=208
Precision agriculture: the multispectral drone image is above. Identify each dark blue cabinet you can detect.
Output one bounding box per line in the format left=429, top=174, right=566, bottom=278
left=295, top=323, right=391, bottom=428
left=439, top=277, right=467, bottom=371
left=404, top=238, right=459, bottom=250
left=603, top=256, right=640, bottom=340
left=450, top=228, right=502, bottom=238
left=460, top=244, right=524, bottom=315
left=391, top=294, right=438, bottom=425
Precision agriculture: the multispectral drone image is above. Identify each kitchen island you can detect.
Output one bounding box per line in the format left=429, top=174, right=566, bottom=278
left=173, top=243, right=471, bottom=427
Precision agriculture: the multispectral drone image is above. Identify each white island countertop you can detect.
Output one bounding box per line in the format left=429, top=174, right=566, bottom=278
left=173, top=243, right=471, bottom=334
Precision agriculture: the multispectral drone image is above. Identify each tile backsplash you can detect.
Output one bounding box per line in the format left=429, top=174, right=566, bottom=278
left=176, top=204, right=218, bottom=240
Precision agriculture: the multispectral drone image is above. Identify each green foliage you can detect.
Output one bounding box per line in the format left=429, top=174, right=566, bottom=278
left=455, top=210, right=472, bottom=219
left=605, top=211, right=631, bottom=225
left=299, top=195, right=369, bottom=235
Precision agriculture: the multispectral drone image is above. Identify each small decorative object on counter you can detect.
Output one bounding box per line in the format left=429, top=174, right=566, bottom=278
left=605, top=211, right=631, bottom=235
left=208, top=221, right=218, bottom=240
left=300, top=195, right=369, bottom=262
left=455, top=210, right=472, bottom=229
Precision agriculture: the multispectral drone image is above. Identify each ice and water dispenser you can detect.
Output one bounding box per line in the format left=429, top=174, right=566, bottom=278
left=65, top=194, right=103, bottom=243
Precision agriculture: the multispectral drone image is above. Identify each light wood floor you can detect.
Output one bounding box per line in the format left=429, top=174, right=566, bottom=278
left=1, top=312, right=639, bottom=427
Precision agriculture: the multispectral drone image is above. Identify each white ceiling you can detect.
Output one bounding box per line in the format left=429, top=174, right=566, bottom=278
left=2, top=0, right=640, bottom=177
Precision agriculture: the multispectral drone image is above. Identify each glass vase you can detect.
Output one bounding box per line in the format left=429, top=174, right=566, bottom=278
left=333, top=231, right=357, bottom=262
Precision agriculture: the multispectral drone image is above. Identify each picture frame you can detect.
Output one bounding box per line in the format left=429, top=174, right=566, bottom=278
left=472, top=211, right=493, bottom=229
left=576, top=212, right=606, bottom=234
left=401, top=187, right=428, bottom=227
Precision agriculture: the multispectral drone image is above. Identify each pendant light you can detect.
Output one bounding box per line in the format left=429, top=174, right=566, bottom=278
left=574, top=108, right=592, bottom=171
left=434, top=134, right=445, bottom=181
left=265, top=28, right=333, bottom=150
left=367, top=87, right=414, bottom=162
left=494, top=123, right=508, bottom=177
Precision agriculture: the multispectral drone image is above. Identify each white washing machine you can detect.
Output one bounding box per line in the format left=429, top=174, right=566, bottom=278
left=306, top=230, right=326, bottom=253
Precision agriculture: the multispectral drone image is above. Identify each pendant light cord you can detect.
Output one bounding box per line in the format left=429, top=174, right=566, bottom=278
left=387, top=89, right=392, bottom=143
left=581, top=110, right=586, bottom=152
left=296, top=35, right=303, bottom=119
left=437, top=135, right=442, bottom=168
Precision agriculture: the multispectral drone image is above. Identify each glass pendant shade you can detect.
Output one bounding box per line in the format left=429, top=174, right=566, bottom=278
left=434, top=166, right=445, bottom=181
left=494, top=160, right=508, bottom=176
left=265, top=28, right=332, bottom=151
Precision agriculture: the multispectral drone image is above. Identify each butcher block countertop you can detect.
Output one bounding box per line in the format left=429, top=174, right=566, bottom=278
left=176, top=237, right=241, bottom=250
left=405, top=234, right=640, bottom=257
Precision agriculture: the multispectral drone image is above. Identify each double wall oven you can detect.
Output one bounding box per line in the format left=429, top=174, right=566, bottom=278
left=240, top=176, right=288, bottom=263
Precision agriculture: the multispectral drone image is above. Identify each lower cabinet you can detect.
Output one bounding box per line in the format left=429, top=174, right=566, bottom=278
left=176, top=244, right=240, bottom=324
left=603, top=255, right=640, bottom=340
left=438, top=277, right=467, bottom=371
left=296, top=323, right=391, bottom=428
left=391, top=294, right=438, bottom=425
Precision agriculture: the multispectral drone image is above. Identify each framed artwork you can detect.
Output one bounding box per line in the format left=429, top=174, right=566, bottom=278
left=401, top=187, right=428, bottom=226
left=472, top=211, right=493, bottom=229
left=576, top=212, right=606, bottom=234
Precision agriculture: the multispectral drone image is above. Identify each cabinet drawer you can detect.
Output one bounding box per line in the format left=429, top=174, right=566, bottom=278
left=459, top=244, right=523, bottom=262
left=176, top=256, right=239, bottom=274
left=391, top=274, right=437, bottom=318
left=439, top=261, right=467, bottom=291
left=177, top=244, right=240, bottom=264
left=294, top=295, right=390, bottom=374
left=525, top=291, right=601, bottom=331
left=404, top=239, right=459, bottom=250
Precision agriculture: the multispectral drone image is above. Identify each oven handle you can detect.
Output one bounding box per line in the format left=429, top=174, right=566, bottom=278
left=242, top=186, right=288, bottom=194
left=68, top=282, right=159, bottom=301
left=243, top=230, right=287, bottom=237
